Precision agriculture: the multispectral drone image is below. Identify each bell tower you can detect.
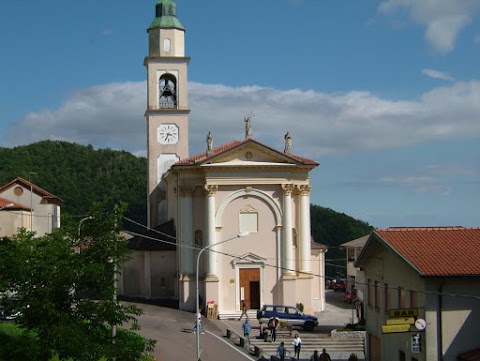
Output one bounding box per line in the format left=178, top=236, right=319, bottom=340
left=145, top=0, right=190, bottom=227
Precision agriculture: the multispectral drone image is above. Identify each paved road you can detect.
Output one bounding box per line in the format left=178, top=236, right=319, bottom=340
left=130, top=302, right=256, bottom=361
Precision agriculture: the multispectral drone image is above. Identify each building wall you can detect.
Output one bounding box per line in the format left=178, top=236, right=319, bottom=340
left=364, top=243, right=480, bottom=361
left=425, top=277, right=480, bottom=361
left=0, top=210, right=30, bottom=237
left=364, top=245, right=427, bottom=361
left=151, top=251, right=177, bottom=298
left=216, top=193, right=278, bottom=311
left=120, top=250, right=177, bottom=299
left=0, top=184, right=59, bottom=236
left=121, top=251, right=147, bottom=297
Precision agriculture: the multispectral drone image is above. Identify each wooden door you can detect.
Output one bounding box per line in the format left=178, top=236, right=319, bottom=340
left=249, top=281, right=260, bottom=309
left=239, top=268, right=260, bottom=309
left=369, top=334, right=381, bottom=361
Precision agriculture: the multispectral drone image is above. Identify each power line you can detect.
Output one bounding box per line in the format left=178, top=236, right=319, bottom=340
left=122, top=217, right=480, bottom=301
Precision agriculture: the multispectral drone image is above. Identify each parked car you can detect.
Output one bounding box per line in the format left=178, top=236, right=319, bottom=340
left=333, top=279, right=347, bottom=292
left=256, top=304, right=318, bottom=331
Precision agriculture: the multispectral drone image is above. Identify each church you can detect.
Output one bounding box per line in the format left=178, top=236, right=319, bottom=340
left=119, top=0, right=326, bottom=317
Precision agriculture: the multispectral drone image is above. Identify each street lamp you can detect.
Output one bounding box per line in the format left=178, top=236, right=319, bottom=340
left=29, top=172, right=37, bottom=232
left=78, top=216, right=94, bottom=238
left=195, top=232, right=249, bottom=360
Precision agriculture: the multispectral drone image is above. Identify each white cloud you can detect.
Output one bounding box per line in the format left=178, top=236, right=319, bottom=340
left=3, top=80, right=480, bottom=162
left=379, top=0, right=480, bottom=53
left=5, top=82, right=146, bottom=153
left=422, top=68, right=454, bottom=81
left=379, top=175, right=452, bottom=196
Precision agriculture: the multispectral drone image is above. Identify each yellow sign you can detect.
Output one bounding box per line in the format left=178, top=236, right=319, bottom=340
left=389, top=308, right=419, bottom=318
left=382, top=324, right=411, bottom=333
left=386, top=317, right=415, bottom=325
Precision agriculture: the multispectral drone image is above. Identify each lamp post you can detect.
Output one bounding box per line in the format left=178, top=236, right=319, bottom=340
left=78, top=216, right=94, bottom=238
left=195, top=232, right=249, bottom=361
left=29, top=172, right=37, bottom=232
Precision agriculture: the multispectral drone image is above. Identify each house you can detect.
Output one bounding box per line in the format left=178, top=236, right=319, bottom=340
left=0, top=178, right=62, bottom=237
left=355, top=227, right=480, bottom=361
left=341, top=234, right=370, bottom=320
left=118, top=0, right=326, bottom=317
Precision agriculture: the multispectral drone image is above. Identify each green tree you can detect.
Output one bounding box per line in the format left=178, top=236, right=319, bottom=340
left=310, top=204, right=374, bottom=279
left=0, top=202, right=154, bottom=361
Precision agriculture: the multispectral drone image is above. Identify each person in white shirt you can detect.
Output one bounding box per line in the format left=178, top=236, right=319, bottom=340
left=292, top=333, right=301, bottom=360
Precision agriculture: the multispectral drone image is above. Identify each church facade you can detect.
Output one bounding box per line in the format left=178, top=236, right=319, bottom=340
left=119, top=0, right=326, bottom=316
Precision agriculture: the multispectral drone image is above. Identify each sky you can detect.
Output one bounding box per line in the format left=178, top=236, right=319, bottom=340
left=1, top=0, right=479, bottom=229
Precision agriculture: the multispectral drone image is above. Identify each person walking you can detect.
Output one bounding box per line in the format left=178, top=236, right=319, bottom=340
left=310, top=350, right=320, bottom=361
left=192, top=308, right=204, bottom=334
left=268, top=316, right=279, bottom=342
left=238, top=301, right=248, bottom=321
left=276, top=341, right=287, bottom=361
left=319, top=348, right=332, bottom=361
left=292, top=333, right=301, bottom=360
left=242, top=319, right=251, bottom=344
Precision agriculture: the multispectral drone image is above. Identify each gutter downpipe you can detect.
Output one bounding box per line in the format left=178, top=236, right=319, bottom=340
left=437, top=278, right=446, bottom=361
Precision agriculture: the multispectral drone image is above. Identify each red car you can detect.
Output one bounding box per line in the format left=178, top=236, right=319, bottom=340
left=333, top=279, right=347, bottom=292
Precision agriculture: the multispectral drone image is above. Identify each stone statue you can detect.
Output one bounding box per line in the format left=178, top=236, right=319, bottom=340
left=206, top=131, right=213, bottom=151
left=244, top=115, right=252, bottom=139
left=284, top=132, right=292, bottom=153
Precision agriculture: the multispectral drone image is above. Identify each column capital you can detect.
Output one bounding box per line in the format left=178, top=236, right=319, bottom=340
left=281, top=184, right=295, bottom=196
left=297, top=184, right=312, bottom=196
left=204, top=184, right=218, bottom=196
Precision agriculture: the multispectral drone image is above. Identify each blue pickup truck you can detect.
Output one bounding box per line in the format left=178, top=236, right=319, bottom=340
left=256, top=304, right=318, bottom=331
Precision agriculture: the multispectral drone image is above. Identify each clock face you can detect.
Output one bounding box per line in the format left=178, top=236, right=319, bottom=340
left=158, top=124, right=179, bottom=145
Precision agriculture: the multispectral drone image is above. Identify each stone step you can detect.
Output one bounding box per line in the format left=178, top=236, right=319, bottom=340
left=227, top=328, right=364, bottom=360
left=253, top=341, right=364, bottom=349
left=218, top=310, right=257, bottom=320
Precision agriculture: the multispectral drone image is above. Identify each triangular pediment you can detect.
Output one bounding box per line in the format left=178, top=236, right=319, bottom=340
left=202, top=138, right=306, bottom=166
left=207, top=144, right=294, bottom=166
left=175, top=138, right=318, bottom=169
left=231, top=252, right=266, bottom=267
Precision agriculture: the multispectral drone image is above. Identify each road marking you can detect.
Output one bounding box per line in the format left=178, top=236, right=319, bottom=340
left=205, top=330, right=256, bottom=361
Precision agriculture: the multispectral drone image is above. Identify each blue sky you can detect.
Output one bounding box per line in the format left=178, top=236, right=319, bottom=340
left=1, top=0, right=479, bottom=229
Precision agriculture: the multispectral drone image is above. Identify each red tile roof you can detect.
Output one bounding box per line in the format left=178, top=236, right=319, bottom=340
left=375, top=227, right=480, bottom=276
left=175, top=138, right=318, bottom=166
left=0, top=197, right=30, bottom=211
left=0, top=177, right=63, bottom=203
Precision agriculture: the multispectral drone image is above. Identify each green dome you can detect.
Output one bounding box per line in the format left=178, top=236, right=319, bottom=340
left=148, top=0, right=185, bottom=30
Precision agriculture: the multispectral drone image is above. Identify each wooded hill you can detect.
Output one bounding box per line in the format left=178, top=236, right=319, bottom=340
left=0, top=140, right=374, bottom=277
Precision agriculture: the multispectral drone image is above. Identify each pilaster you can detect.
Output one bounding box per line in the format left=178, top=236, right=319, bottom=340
left=179, top=186, right=195, bottom=275
left=204, top=185, right=218, bottom=278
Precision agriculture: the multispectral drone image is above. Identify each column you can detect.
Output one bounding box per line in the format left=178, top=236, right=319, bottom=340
left=298, top=184, right=312, bottom=273
left=281, top=184, right=295, bottom=275
left=179, top=186, right=195, bottom=275
left=204, top=185, right=218, bottom=276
